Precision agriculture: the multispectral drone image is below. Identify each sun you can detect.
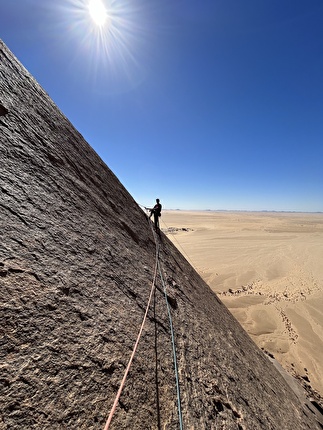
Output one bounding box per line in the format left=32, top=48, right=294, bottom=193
left=57, top=0, right=150, bottom=93
left=88, top=0, right=107, bottom=27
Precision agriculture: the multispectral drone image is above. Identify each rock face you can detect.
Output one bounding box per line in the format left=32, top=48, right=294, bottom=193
left=0, top=40, right=321, bottom=429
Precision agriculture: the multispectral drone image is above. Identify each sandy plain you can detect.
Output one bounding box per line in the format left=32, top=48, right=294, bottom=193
left=161, top=210, right=323, bottom=397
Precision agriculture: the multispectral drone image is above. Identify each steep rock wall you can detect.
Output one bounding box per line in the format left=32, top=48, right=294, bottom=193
left=0, top=40, right=321, bottom=429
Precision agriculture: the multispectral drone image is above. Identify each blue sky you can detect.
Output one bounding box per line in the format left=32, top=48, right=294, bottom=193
left=1, top=0, right=322, bottom=211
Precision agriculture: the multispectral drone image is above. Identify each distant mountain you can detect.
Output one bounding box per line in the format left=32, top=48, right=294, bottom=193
left=1, top=40, right=321, bottom=429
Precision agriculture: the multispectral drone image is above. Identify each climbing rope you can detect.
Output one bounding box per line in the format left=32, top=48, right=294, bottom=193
left=139, top=200, right=195, bottom=271
left=157, top=252, right=184, bottom=430
left=146, top=206, right=184, bottom=429
left=103, top=237, right=159, bottom=430
left=147, top=216, right=183, bottom=430
left=103, top=206, right=184, bottom=429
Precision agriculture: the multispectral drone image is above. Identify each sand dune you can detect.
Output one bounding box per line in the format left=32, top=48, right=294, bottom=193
left=162, top=211, right=323, bottom=397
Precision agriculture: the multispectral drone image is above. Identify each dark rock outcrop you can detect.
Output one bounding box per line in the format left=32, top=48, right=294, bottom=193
left=0, top=40, right=322, bottom=429
left=0, top=103, right=8, bottom=116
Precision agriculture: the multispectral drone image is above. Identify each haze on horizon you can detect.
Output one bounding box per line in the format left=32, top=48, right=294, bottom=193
left=1, top=0, right=322, bottom=212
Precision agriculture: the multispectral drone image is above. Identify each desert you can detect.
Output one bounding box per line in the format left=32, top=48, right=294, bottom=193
left=2, top=38, right=323, bottom=428
left=162, top=210, right=323, bottom=398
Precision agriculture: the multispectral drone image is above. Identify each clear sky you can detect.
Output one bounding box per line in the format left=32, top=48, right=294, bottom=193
left=1, top=0, right=323, bottom=211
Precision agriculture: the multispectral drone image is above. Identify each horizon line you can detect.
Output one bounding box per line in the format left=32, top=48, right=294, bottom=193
left=162, top=209, right=323, bottom=214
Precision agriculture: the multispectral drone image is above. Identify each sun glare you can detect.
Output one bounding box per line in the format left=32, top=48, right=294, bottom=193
left=88, top=0, right=107, bottom=27
left=57, top=0, right=150, bottom=93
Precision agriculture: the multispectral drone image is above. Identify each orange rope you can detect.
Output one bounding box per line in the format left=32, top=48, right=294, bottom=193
left=103, top=224, right=159, bottom=429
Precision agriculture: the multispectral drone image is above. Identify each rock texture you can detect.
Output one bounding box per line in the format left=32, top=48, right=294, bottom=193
left=0, top=39, right=322, bottom=429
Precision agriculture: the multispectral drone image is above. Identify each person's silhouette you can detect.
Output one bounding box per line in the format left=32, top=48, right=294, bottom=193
left=146, top=199, right=162, bottom=230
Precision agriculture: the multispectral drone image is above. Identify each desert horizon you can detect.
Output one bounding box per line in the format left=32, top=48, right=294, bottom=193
left=163, top=208, right=323, bottom=214
left=162, top=210, right=323, bottom=399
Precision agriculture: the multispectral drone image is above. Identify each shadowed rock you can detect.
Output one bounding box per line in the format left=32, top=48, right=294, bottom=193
left=0, top=39, right=322, bottom=429
left=0, top=102, right=8, bottom=116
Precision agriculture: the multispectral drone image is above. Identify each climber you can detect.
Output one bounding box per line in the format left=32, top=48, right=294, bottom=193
left=146, top=199, right=162, bottom=230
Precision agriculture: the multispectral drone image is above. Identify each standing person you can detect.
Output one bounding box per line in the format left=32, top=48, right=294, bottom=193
left=146, top=199, right=162, bottom=230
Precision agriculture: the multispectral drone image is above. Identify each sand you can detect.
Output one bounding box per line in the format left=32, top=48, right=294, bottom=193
left=162, top=210, right=323, bottom=397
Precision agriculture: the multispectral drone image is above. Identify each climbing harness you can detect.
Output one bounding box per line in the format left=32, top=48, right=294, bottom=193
left=103, top=206, right=183, bottom=429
